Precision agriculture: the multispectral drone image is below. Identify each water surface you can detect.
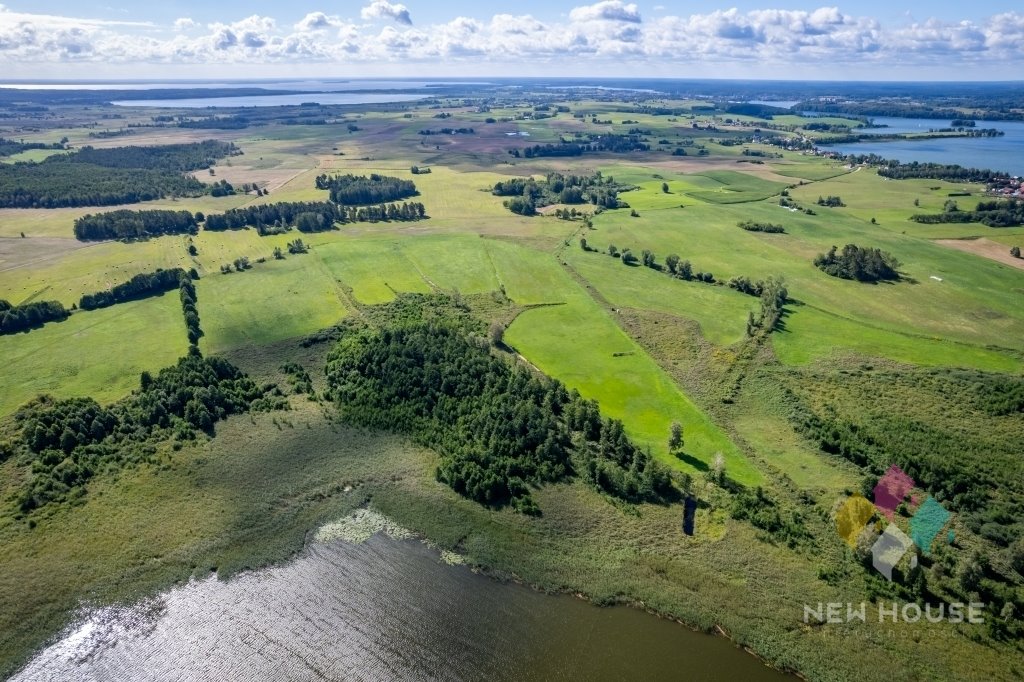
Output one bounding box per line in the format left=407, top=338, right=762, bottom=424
left=13, top=535, right=790, bottom=681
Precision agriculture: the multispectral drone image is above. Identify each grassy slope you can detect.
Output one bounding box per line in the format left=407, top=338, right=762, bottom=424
left=500, top=246, right=761, bottom=485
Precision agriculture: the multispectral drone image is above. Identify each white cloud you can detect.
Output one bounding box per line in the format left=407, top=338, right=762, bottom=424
left=361, top=1, right=412, bottom=26
left=569, top=1, right=641, bottom=24
left=294, top=12, right=345, bottom=32
left=0, top=6, right=1022, bottom=76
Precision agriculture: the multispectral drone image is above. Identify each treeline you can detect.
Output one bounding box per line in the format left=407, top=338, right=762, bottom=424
left=795, top=100, right=1024, bottom=121
left=814, top=244, right=900, bottom=282
left=13, top=355, right=285, bottom=511
left=204, top=200, right=426, bottom=233
left=511, top=133, right=650, bottom=159
left=877, top=162, right=1008, bottom=183
left=325, top=299, right=673, bottom=513
left=911, top=199, right=1024, bottom=227
left=314, top=173, right=418, bottom=205
left=73, top=209, right=199, bottom=241
left=79, top=268, right=186, bottom=311
left=0, top=137, right=64, bottom=156
left=581, top=240, right=716, bottom=284
left=738, top=220, right=785, bottom=233
left=419, top=128, right=474, bottom=135
left=179, top=275, right=203, bottom=346
left=0, top=299, right=69, bottom=335
left=205, top=201, right=341, bottom=232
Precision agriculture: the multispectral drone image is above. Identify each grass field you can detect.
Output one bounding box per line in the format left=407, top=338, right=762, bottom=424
left=0, top=295, right=188, bottom=415
left=197, top=254, right=348, bottom=353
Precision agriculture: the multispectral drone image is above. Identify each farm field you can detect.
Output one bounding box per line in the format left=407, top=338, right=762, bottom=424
left=1, top=90, right=1022, bottom=682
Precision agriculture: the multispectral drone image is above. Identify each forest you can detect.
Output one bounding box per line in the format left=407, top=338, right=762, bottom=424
left=73, top=209, right=199, bottom=241
left=324, top=297, right=673, bottom=514
left=314, top=173, right=418, bottom=205
left=814, top=244, right=901, bottom=282
left=79, top=268, right=188, bottom=311
left=0, top=160, right=207, bottom=208
left=0, top=140, right=237, bottom=208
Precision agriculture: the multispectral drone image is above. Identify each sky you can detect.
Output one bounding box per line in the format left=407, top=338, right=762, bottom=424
left=1, top=1, right=1023, bottom=81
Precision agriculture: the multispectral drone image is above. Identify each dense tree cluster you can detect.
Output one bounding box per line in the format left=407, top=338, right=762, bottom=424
left=13, top=355, right=285, bottom=511
left=911, top=199, right=1024, bottom=227
left=73, top=209, right=199, bottom=241
left=814, top=244, right=900, bottom=282
left=877, top=162, right=1007, bottom=183
left=493, top=172, right=631, bottom=215
left=314, top=173, right=418, bottom=205
left=0, top=140, right=236, bottom=208
left=737, top=220, right=785, bottom=233
left=325, top=300, right=673, bottom=513
left=67, top=140, right=237, bottom=171
left=0, top=299, right=69, bottom=335
left=79, top=268, right=187, bottom=311
left=816, top=195, right=846, bottom=207
left=511, top=133, right=650, bottom=159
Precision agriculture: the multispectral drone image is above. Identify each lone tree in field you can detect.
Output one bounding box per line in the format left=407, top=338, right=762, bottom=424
left=580, top=237, right=589, bottom=251
left=668, top=421, right=684, bottom=452
left=608, top=244, right=619, bottom=257
left=661, top=182, right=670, bottom=193
left=621, top=249, right=638, bottom=265
left=1012, top=245, right=1021, bottom=258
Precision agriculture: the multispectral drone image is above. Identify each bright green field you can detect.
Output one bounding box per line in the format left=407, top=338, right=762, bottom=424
left=504, top=263, right=762, bottom=485
left=197, top=254, right=348, bottom=353
left=0, top=295, right=187, bottom=415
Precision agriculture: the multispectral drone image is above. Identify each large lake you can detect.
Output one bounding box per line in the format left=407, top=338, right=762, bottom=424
left=111, top=92, right=430, bottom=108
left=820, top=116, right=1024, bottom=176
left=12, top=534, right=789, bottom=681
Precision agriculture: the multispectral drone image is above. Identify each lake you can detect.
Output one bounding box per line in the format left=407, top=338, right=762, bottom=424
left=820, top=117, right=1024, bottom=176
left=111, top=92, right=430, bottom=109
left=11, top=533, right=790, bottom=681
